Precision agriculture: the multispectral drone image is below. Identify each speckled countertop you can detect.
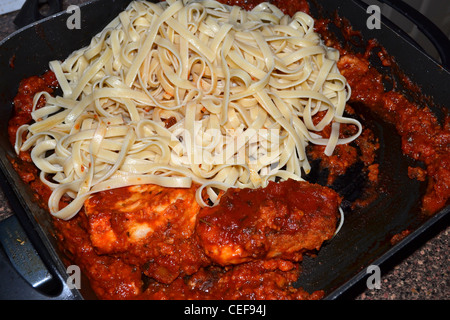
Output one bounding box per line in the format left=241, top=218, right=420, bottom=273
left=0, top=0, right=448, bottom=300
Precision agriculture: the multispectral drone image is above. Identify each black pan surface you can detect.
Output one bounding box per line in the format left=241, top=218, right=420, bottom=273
left=0, top=0, right=448, bottom=300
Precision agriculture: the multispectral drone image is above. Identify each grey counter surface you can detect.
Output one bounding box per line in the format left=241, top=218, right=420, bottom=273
left=0, top=0, right=448, bottom=300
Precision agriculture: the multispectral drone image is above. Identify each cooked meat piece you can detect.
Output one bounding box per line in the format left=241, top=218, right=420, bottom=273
left=84, top=184, right=200, bottom=255
left=196, top=179, right=341, bottom=265
left=83, top=184, right=211, bottom=285
left=81, top=179, right=340, bottom=290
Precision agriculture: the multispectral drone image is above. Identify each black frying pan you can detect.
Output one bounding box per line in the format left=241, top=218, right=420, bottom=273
left=0, top=0, right=448, bottom=300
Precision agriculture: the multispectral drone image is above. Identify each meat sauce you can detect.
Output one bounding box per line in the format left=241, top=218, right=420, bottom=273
left=7, top=0, right=449, bottom=300
left=314, top=15, right=450, bottom=215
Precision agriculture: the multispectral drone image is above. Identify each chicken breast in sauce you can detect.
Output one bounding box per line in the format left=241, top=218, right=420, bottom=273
left=196, top=180, right=341, bottom=265
left=84, top=184, right=200, bottom=255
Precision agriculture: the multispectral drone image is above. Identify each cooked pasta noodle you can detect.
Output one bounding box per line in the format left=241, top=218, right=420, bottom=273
left=15, top=0, right=362, bottom=220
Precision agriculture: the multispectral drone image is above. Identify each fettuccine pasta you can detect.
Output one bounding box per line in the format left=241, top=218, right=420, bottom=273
left=15, top=0, right=362, bottom=220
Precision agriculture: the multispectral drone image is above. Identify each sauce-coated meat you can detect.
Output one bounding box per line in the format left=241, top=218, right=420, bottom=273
left=196, top=180, right=341, bottom=265
left=53, top=180, right=336, bottom=299
left=84, top=184, right=200, bottom=255
left=84, top=184, right=211, bottom=284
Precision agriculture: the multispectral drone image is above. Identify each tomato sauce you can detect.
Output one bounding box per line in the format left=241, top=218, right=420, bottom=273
left=8, top=70, right=58, bottom=146
left=8, top=71, right=59, bottom=210
left=314, top=17, right=450, bottom=214
left=138, top=260, right=324, bottom=300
